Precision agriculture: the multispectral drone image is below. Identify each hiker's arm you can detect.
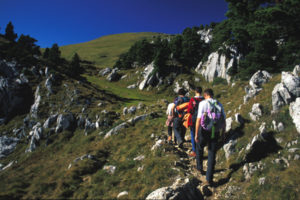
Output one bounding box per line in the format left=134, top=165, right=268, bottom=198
left=195, top=117, right=201, bottom=143
left=171, top=104, right=175, bottom=116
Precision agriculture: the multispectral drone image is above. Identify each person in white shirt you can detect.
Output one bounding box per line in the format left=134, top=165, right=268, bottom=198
left=195, top=88, right=226, bottom=186
left=166, top=103, right=175, bottom=142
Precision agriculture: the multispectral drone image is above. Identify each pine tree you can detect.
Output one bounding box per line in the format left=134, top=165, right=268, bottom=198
left=69, top=53, right=82, bottom=77
left=48, top=43, right=61, bottom=66
left=43, top=48, right=50, bottom=59
left=4, top=21, right=17, bottom=42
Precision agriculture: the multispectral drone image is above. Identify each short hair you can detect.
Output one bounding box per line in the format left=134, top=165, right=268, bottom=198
left=204, top=88, right=214, bottom=97
left=195, top=87, right=202, bottom=94
left=178, top=88, right=186, bottom=96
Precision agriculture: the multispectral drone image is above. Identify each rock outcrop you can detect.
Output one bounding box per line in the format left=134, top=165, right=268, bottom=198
left=272, top=70, right=300, bottom=112
left=43, top=114, right=58, bottom=129
left=99, top=67, right=112, bottom=76
left=55, top=113, right=76, bottom=133
left=26, top=123, right=43, bottom=153
left=107, top=68, right=120, bottom=81
left=0, top=78, right=33, bottom=122
left=0, top=136, right=19, bottom=158
left=30, top=86, right=41, bottom=118
left=197, top=28, right=212, bottom=43
left=139, top=62, right=158, bottom=90
left=45, top=74, right=54, bottom=94
left=249, top=103, right=262, bottom=121
left=195, top=46, right=240, bottom=83
left=173, top=81, right=191, bottom=94
left=289, top=98, right=300, bottom=133
left=146, top=178, right=202, bottom=200
left=244, top=70, right=272, bottom=103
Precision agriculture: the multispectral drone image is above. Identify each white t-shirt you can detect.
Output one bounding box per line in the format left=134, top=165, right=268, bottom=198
left=166, top=103, right=175, bottom=116
left=197, top=98, right=226, bottom=119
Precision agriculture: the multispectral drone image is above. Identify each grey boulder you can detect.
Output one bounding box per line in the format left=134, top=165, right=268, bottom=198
left=0, top=136, right=19, bottom=158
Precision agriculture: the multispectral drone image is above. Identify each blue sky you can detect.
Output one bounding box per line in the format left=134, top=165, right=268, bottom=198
left=0, top=0, right=228, bottom=48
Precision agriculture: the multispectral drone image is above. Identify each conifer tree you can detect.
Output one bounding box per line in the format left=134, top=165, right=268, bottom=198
left=4, top=21, right=17, bottom=42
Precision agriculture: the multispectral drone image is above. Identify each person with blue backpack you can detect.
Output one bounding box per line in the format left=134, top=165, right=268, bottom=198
left=172, top=88, right=190, bottom=149
left=195, top=88, right=226, bottom=186
left=187, top=87, right=204, bottom=157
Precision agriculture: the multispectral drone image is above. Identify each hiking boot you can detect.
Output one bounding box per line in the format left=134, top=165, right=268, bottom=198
left=203, top=180, right=214, bottom=187
left=197, top=169, right=206, bottom=175
left=189, top=151, right=196, bottom=157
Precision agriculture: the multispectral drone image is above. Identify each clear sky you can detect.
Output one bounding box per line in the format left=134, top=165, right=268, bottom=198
left=0, top=0, right=228, bottom=48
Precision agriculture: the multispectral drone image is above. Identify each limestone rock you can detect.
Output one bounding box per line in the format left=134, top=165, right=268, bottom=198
left=246, top=123, right=267, bottom=151
left=107, top=68, right=120, bottom=82
left=103, top=165, right=116, bottom=174
left=104, top=122, right=128, bottom=139
left=272, top=71, right=300, bottom=112
left=235, top=113, right=244, bottom=124
left=282, top=72, right=300, bottom=97
left=197, top=28, right=212, bottom=43
left=151, top=139, right=164, bottom=151
left=45, top=74, right=54, bottom=94
left=127, top=84, right=136, bottom=89
left=146, top=178, right=201, bottom=200
left=99, top=67, right=112, bottom=76
left=43, top=114, right=58, bottom=129
left=128, top=106, right=136, bottom=114
left=139, top=62, right=155, bottom=90
left=117, top=191, right=128, bottom=199
left=259, top=177, right=266, bottom=185
left=277, top=122, right=284, bottom=132
left=244, top=70, right=271, bottom=103
left=127, top=114, right=149, bottom=125
left=55, top=113, right=75, bottom=133
left=289, top=98, right=300, bottom=133
left=249, top=70, right=272, bottom=89
left=0, top=136, right=19, bottom=158
left=249, top=103, right=262, bottom=121
left=195, top=47, right=240, bottom=83
left=226, top=117, right=233, bottom=133
left=293, top=65, right=300, bottom=76
left=133, top=155, right=145, bottom=161
left=0, top=161, right=15, bottom=171
left=223, top=139, right=237, bottom=159
left=123, top=107, right=128, bottom=115
left=30, top=86, right=41, bottom=118
left=137, top=103, right=145, bottom=110
left=26, top=123, right=43, bottom=153
left=173, top=81, right=191, bottom=94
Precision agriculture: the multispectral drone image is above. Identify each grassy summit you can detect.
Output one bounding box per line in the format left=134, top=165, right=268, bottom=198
left=60, top=32, right=161, bottom=67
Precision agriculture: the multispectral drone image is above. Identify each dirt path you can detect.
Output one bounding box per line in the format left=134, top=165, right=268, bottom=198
left=170, top=138, right=231, bottom=199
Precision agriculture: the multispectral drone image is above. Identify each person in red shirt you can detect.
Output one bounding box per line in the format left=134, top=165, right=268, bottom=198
left=187, top=87, right=204, bottom=157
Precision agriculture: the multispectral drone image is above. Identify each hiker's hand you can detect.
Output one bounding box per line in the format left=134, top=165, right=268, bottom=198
left=195, top=135, right=198, bottom=143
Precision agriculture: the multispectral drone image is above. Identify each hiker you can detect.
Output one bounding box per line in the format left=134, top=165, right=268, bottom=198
left=166, top=102, right=175, bottom=143
left=195, top=88, right=226, bottom=186
left=187, top=87, right=204, bottom=157
left=172, top=88, right=190, bottom=149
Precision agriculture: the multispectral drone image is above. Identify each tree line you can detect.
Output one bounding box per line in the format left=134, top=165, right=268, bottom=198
left=114, top=0, right=300, bottom=79
left=0, top=22, right=83, bottom=78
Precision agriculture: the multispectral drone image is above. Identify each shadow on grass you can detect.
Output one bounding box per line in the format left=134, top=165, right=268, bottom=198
left=215, top=131, right=282, bottom=188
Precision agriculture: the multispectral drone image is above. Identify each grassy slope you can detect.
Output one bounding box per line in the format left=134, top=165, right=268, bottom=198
left=60, top=32, right=161, bottom=67
left=1, top=31, right=300, bottom=199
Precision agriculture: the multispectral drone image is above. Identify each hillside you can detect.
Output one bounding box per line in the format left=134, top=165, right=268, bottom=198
left=1, top=1, right=300, bottom=198
left=59, top=32, right=161, bottom=67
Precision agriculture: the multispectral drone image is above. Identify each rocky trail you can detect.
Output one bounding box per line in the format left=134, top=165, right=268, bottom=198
left=147, top=130, right=233, bottom=200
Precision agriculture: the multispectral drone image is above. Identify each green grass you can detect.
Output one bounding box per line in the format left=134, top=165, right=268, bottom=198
left=60, top=32, right=161, bottom=67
